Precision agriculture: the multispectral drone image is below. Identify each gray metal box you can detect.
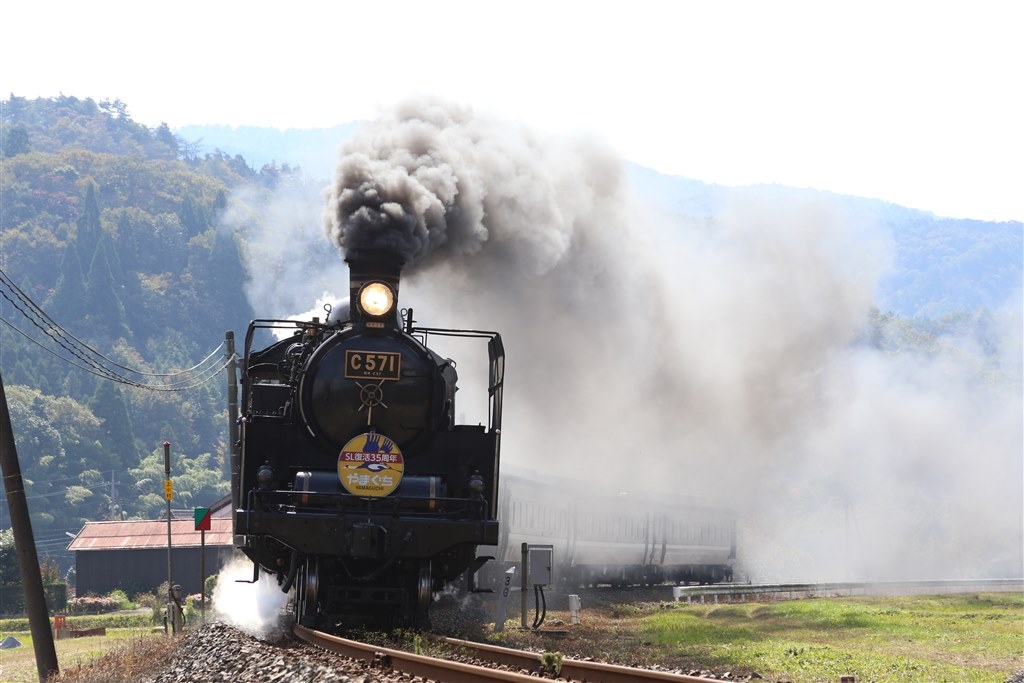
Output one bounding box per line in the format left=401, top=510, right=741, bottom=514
left=528, top=547, right=552, bottom=586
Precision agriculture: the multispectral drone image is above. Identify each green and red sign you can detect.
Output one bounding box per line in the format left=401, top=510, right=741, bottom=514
left=194, top=507, right=211, bottom=531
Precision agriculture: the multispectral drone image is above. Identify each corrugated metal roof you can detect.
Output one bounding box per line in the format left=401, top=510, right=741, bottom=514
left=67, top=517, right=233, bottom=551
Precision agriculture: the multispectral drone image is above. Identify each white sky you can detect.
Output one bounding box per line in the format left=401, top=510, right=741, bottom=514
left=2, top=0, right=1021, bottom=221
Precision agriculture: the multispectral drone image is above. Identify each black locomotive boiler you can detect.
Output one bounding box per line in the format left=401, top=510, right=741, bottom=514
left=231, top=249, right=504, bottom=626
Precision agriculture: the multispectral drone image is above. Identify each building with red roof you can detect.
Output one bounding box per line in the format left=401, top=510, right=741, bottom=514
left=65, top=495, right=238, bottom=596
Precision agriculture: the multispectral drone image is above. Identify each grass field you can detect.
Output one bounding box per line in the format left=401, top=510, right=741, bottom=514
left=640, top=594, right=1023, bottom=681
left=0, top=628, right=163, bottom=683
left=496, top=592, right=1024, bottom=682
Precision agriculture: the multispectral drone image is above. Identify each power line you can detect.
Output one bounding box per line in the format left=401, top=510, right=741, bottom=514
left=3, top=469, right=117, bottom=488
left=0, top=268, right=224, bottom=378
left=0, top=267, right=232, bottom=392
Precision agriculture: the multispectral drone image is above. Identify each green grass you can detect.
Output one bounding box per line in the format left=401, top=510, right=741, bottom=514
left=0, top=627, right=164, bottom=683
left=641, top=593, right=1024, bottom=682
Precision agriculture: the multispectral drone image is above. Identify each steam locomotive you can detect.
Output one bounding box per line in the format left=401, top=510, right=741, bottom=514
left=230, top=249, right=504, bottom=627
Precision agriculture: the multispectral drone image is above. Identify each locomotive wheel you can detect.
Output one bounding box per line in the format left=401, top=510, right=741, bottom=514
left=294, top=557, right=320, bottom=627
left=413, top=560, right=432, bottom=629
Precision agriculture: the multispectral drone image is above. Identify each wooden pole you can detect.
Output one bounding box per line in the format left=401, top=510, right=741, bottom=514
left=0, top=371, right=59, bottom=681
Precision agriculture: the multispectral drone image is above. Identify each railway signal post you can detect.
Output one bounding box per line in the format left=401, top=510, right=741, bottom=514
left=195, top=506, right=212, bottom=621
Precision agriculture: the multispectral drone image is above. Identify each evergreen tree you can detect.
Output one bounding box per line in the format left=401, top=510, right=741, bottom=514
left=76, top=183, right=102, bottom=245
left=179, top=194, right=207, bottom=236
left=83, top=245, right=131, bottom=342
left=207, top=228, right=253, bottom=334
left=111, top=213, right=147, bottom=338
left=2, top=125, right=30, bottom=157
left=154, top=122, right=179, bottom=159
left=213, top=189, right=227, bottom=212
left=46, top=241, right=88, bottom=325
left=89, top=381, right=140, bottom=473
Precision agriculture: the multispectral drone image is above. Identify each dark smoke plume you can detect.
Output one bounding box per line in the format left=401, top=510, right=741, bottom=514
left=263, top=97, right=1021, bottom=584
left=324, top=99, right=621, bottom=276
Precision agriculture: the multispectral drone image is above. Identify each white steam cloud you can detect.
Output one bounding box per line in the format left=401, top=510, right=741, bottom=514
left=223, top=97, right=1023, bottom=584
left=211, top=556, right=290, bottom=638
left=218, top=179, right=347, bottom=319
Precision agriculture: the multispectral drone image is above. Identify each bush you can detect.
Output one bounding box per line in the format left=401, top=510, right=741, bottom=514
left=67, top=594, right=120, bottom=615
left=204, top=573, right=219, bottom=600
left=183, top=593, right=206, bottom=622
left=132, top=591, right=163, bottom=624
left=133, top=591, right=157, bottom=609
left=0, top=612, right=153, bottom=631
left=108, top=588, right=136, bottom=610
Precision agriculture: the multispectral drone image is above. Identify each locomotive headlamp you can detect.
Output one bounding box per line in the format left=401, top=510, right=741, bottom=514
left=358, top=281, right=395, bottom=317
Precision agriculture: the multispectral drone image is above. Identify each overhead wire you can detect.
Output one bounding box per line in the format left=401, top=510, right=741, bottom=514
left=0, top=266, right=232, bottom=391
left=0, top=268, right=224, bottom=377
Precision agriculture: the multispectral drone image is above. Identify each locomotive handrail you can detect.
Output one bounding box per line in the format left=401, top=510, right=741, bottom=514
left=243, top=318, right=328, bottom=359
left=412, top=326, right=502, bottom=338
left=413, top=326, right=504, bottom=433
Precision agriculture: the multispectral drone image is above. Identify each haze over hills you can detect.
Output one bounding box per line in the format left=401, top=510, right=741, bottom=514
left=177, top=123, right=1022, bottom=320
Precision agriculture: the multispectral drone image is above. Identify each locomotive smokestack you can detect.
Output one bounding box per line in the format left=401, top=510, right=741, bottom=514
left=346, top=248, right=405, bottom=328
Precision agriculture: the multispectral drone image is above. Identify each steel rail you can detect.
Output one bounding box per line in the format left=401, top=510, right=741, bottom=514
left=295, top=624, right=722, bottom=683
left=293, top=623, right=544, bottom=683
left=440, top=636, right=724, bottom=683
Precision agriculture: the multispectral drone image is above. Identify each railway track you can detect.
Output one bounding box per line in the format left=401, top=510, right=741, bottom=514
left=291, top=579, right=1021, bottom=683
left=293, top=623, right=724, bottom=683
left=69, top=578, right=1017, bottom=681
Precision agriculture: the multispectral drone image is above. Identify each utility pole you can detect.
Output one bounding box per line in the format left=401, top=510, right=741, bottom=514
left=163, top=441, right=176, bottom=634
left=0, top=371, right=59, bottom=682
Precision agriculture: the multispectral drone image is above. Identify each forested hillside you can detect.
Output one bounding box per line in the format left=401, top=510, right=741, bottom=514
left=0, top=95, right=286, bottom=570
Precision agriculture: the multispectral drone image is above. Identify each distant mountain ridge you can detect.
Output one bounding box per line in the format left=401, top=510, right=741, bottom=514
left=175, top=123, right=360, bottom=181
left=175, top=123, right=1022, bottom=320
left=627, top=165, right=1023, bottom=319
